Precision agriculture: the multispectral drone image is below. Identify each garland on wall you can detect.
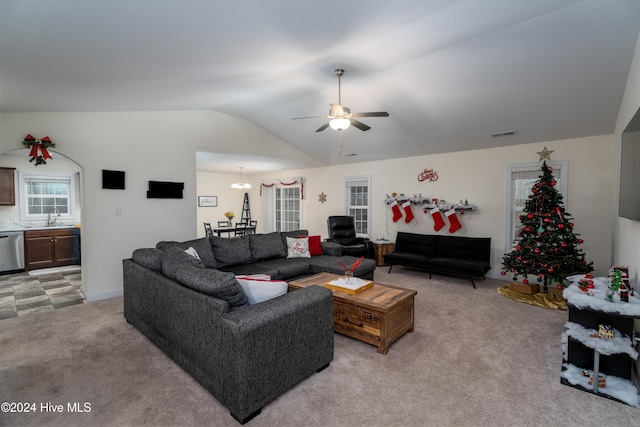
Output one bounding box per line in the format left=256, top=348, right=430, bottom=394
left=259, top=177, right=305, bottom=199
left=22, top=134, right=55, bottom=166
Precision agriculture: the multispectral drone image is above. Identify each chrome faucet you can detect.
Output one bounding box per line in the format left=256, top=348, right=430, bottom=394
left=47, top=208, right=60, bottom=226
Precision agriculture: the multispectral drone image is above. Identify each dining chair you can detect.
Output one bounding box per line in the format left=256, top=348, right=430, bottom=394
left=203, top=222, right=213, bottom=237
left=217, top=221, right=231, bottom=237
left=248, top=220, right=257, bottom=234
left=234, top=222, right=248, bottom=236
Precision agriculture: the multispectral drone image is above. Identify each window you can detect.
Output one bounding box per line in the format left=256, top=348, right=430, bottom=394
left=261, top=178, right=304, bottom=233
left=504, top=161, right=567, bottom=252
left=18, top=172, right=77, bottom=221
left=345, top=175, right=370, bottom=237
left=275, top=185, right=301, bottom=231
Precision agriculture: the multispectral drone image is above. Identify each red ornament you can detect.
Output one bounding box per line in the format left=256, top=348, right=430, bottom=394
left=501, top=271, right=506, bottom=276
left=561, top=242, right=567, bottom=247
left=550, top=181, right=557, bottom=186
left=548, top=267, right=554, bottom=273
left=578, top=239, right=584, bottom=244
left=532, top=188, right=538, bottom=194
left=569, top=223, right=574, bottom=228
left=544, top=218, right=551, bottom=223
left=524, top=227, right=531, bottom=232
left=516, top=245, right=521, bottom=251
left=557, top=223, right=564, bottom=229
left=556, top=285, right=563, bottom=290
left=517, top=256, right=523, bottom=261
left=527, top=213, right=534, bottom=219
left=534, top=248, right=540, bottom=254
left=523, top=279, right=529, bottom=284
left=587, top=283, right=595, bottom=289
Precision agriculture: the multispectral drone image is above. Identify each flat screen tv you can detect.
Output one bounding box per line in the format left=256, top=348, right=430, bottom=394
left=102, top=170, right=125, bottom=190
left=618, top=106, right=640, bottom=220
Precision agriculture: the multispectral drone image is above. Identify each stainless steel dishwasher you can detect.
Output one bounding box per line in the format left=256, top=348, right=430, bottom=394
left=0, top=231, right=25, bottom=272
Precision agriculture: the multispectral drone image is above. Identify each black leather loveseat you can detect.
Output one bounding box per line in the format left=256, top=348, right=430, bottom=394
left=383, top=232, right=491, bottom=288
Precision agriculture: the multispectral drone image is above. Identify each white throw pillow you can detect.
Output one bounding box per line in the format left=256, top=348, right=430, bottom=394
left=236, top=278, right=288, bottom=305
left=184, top=247, right=201, bottom=260
left=286, top=236, right=310, bottom=258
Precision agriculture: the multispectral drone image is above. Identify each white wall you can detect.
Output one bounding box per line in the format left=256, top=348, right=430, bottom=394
left=247, top=135, right=614, bottom=279
left=0, top=109, right=617, bottom=299
left=613, top=31, right=640, bottom=284
left=0, top=111, right=317, bottom=301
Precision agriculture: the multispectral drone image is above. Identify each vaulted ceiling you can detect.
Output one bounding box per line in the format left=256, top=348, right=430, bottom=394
left=2, top=1, right=640, bottom=173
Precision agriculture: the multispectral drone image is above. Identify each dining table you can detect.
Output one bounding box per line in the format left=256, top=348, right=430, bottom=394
left=212, top=225, right=256, bottom=237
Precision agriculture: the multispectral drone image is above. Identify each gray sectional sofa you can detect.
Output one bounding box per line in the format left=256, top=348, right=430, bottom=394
left=123, top=230, right=376, bottom=424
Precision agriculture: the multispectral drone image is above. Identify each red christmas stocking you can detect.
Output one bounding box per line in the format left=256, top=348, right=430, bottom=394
left=402, top=201, right=414, bottom=223
left=390, top=200, right=403, bottom=222
left=445, top=208, right=462, bottom=233
left=429, top=207, right=445, bottom=231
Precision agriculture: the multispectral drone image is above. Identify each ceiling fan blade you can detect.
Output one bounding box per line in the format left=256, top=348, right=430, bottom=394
left=291, top=116, right=324, bottom=120
left=351, top=111, right=389, bottom=118
left=315, top=123, right=330, bottom=132
left=349, top=119, right=371, bottom=131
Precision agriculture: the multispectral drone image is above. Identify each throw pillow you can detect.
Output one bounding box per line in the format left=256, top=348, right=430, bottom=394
left=303, top=235, right=323, bottom=256
left=184, top=246, right=200, bottom=260
left=286, top=236, right=310, bottom=258
left=235, top=276, right=288, bottom=305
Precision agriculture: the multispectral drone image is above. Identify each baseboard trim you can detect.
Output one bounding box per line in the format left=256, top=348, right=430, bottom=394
left=85, top=288, right=123, bottom=302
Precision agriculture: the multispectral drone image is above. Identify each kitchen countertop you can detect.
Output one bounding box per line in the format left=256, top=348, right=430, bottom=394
left=0, top=223, right=80, bottom=232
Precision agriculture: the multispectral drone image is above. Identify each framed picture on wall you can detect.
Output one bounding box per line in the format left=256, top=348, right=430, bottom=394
left=198, top=196, right=218, bottom=207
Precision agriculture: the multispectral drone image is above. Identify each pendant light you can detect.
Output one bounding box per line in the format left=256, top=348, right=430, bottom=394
left=231, top=167, right=251, bottom=189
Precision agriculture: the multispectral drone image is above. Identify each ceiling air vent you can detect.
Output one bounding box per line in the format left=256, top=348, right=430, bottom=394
left=491, top=130, right=517, bottom=138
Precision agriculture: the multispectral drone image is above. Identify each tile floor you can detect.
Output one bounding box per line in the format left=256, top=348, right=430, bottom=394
left=0, top=267, right=84, bottom=320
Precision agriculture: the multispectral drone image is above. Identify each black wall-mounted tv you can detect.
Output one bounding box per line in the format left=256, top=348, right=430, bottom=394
left=618, top=106, right=640, bottom=221
left=147, top=180, right=184, bottom=199
left=102, top=170, right=125, bottom=190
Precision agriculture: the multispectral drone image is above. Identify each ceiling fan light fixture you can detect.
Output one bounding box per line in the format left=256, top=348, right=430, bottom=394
left=329, top=118, right=351, bottom=131
left=230, top=167, right=252, bottom=189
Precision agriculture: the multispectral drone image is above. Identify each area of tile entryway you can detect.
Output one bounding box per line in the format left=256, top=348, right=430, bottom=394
left=0, top=266, right=84, bottom=320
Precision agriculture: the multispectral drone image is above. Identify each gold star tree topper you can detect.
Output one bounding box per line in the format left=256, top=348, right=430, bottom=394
left=537, top=146, right=554, bottom=161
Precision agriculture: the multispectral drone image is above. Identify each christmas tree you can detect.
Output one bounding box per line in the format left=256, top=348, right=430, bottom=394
left=501, top=162, right=593, bottom=292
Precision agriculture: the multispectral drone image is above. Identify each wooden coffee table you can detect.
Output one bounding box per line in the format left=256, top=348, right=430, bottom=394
left=288, top=272, right=416, bottom=355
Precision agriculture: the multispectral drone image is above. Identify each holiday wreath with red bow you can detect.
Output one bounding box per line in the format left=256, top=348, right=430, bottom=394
left=22, top=134, right=55, bottom=165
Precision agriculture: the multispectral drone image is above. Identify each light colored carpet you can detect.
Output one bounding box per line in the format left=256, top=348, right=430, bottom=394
left=1, top=268, right=638, bottom=426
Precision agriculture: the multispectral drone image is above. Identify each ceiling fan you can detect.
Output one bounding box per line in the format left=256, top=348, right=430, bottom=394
left=292, top=68, right=389, bottom=132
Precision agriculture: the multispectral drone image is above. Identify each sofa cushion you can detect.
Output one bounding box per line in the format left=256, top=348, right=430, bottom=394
left=286, top=236, right=311, bottom=258
left=235, top=277, right=288, bottom=305
left=395, top=232, right=438, bottom=256
left=175, top=265, right=248, bottom=307
left=210, top=235, right=252, bottom=268
left=436, top=236, right=491, bottom=263
left=156, top=237, right=217, bottom=269
left=258, top=258, right=314, bottom=280
left=249, top=232, right=286, bottom=261
left=384, top=252, right=432, bottom=266
left=280, top=229, right=308, bottom=248
left=132, top=248, right=164, bottom=272
left=161, top=247, right=205, bottom=280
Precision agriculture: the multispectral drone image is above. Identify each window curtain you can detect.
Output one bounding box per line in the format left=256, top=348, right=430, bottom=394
left=260, top=177, right=304, bottom=233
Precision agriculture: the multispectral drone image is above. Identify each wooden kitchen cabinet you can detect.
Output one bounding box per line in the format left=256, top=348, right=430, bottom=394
left=24, top=228, right=80, bottom=271
left=0, top=167, right=16, bottom=205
